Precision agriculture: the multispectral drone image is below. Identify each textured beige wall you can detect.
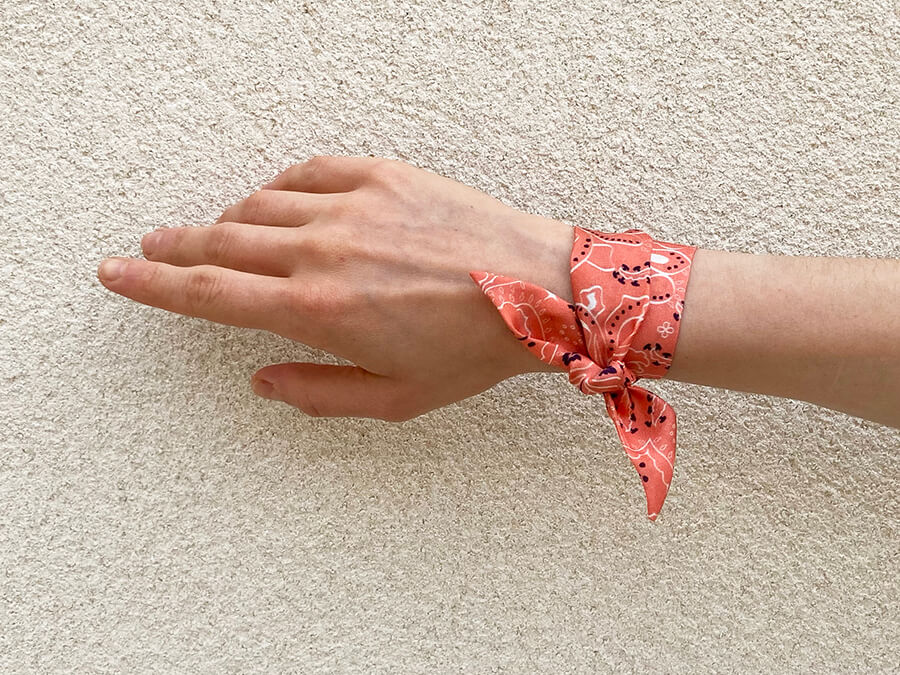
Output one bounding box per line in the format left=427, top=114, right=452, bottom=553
left=2, top=0, right=898, bottom=672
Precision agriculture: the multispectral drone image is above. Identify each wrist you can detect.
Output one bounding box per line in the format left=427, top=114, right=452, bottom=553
left=512, top=214, right=576, bottom=303
left=501, top=214, right=576, bottom=375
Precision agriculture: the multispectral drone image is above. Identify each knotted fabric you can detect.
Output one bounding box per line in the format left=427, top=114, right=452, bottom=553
left=469, top=226, right=697, bottom=521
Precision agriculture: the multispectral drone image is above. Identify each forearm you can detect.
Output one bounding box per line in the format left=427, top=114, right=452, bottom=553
left=665, top=248, right=900, bottom=428
left=520, top=218, right=899, bottom=427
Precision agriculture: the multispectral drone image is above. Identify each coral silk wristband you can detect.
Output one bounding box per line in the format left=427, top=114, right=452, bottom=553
left=469, top=226, right=697, bottom=521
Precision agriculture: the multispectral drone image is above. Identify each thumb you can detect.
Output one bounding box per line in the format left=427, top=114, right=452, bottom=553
left=250, top=362, right=414, bottom=421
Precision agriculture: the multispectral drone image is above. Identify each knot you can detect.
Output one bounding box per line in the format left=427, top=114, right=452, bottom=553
left=564, top=354, right=637, bottom=395
left=468, top=222, right=699, bottom=522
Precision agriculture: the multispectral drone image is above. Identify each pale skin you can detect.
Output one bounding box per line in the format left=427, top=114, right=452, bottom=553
left=96, top=156, right=900, bottom=429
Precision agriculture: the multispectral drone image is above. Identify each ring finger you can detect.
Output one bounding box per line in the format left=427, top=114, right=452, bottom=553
left=142, top=222, right=300, bottom=277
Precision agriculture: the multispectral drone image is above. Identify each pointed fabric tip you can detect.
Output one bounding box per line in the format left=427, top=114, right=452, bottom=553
left=605, top=384, right=677, bottom=522
left=470, top=265, right=677, bottom=520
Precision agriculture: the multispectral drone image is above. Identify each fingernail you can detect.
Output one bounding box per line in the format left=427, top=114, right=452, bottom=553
left=252, top=377, right=280, bottom=401
left=98, top=258, right=125, bottom=282
left=142, top=231, right=161, bottom=257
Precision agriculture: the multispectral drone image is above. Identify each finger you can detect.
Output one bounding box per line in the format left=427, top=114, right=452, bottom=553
left=97, top=257, right=297, bottom=334
left=215, top=188, right=338, bottom=226
left=251, top=362, right=415, bottom=421
left=142, top=223, right=298, bottom=277
left=262, top=155, right=384, bottom=193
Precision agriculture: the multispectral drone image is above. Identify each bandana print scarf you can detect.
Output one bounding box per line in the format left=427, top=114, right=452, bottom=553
left=469, top=226, right=697, bottom=521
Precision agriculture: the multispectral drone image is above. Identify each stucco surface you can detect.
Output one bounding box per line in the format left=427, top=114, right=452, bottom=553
left=1, top=0, right=898, bottom=672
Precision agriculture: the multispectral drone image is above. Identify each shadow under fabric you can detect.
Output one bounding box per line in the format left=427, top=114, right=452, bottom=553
left=469, top=226, right=697, bottom=521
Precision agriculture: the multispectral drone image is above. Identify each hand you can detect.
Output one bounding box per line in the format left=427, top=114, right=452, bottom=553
left=97, top=156, right=573, bottom=421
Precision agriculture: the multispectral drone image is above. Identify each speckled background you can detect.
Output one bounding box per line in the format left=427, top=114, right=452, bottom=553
left=1, top=0, right=898, bottom=672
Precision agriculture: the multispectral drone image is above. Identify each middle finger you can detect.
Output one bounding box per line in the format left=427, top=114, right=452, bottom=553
left=142, top=222, right=300, bottom=277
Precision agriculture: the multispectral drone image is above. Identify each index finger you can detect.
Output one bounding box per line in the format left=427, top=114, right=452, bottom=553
left=97, top=257, right=300, bottom=337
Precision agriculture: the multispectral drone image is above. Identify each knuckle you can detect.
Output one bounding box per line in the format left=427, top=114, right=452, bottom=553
left=368, top=158, right=403, bottom=182
left=205, top=223, right=235, bottom=260
left=184, top=268, right=223, bottom=311
left=325, top=196, right=369, bottom=227
left=293, top=232, right=325, bottom=259
left=305, top=154, right=331, bottom=168
left=162, top=227, right=186, bottom=251
left=288, top=281, right=334, bottom=315
left=367, top=159, right=415, bottom=196
left=276, top=164, right=303, bottom=185
left=274, top=156, right=339, bottom=192
left=294, top=232, right=344, bottom=268
left=294, top=391, right=324, bottom=418
left=281, top=282, right=346, bottom=347
left=323, top=197, right=353, bottom=222
left=138, top=260, right=164, bottom=286
left=241, top=190, right=267, bottom=222
left=303, top=155, right=334, bottom=177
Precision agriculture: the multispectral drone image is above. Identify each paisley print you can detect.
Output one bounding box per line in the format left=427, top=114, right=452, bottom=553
left=469, top=226, right=697, bottom=521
